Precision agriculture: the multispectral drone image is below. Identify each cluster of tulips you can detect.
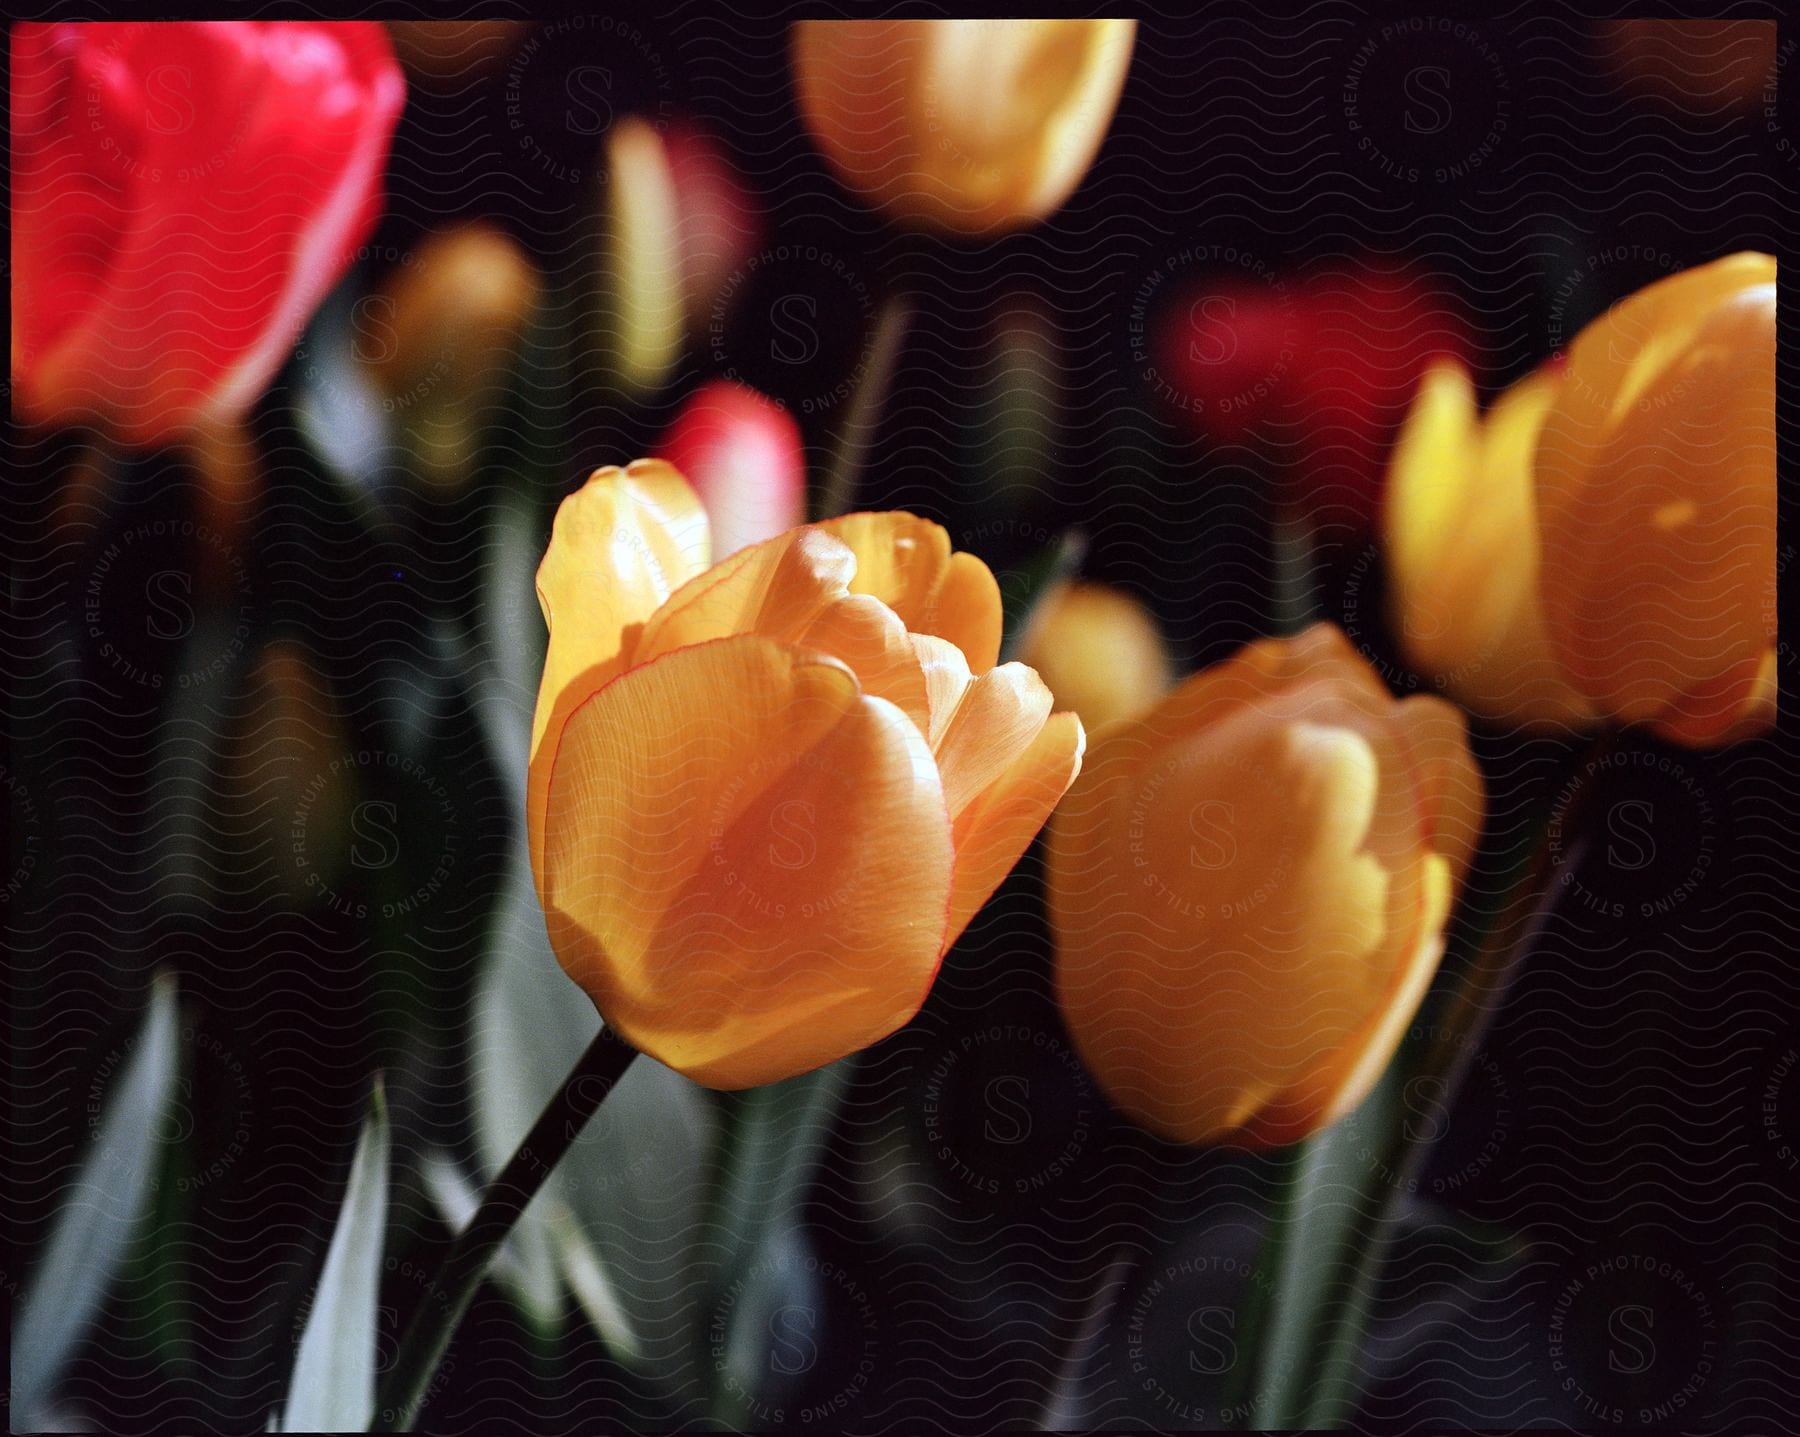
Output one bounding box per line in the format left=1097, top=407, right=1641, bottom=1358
left=13, top=15, right=1777, bottom=1430
left=530, top=239, right=1773, bottom=1141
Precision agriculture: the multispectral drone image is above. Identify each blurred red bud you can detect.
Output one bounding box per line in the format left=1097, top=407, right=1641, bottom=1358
left=1298, top=264, right=1470, bottom=525
left=1151, top=260, right=1470, bottom=528
left=664, top=124, right=761, bottom=330
left=654, top=381, right=805, bottom=559
left=1150, top=281, right=1310, bottom=441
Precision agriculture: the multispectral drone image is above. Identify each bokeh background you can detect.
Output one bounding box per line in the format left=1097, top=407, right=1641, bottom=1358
left=11, top=6, right=1797, bottom=1432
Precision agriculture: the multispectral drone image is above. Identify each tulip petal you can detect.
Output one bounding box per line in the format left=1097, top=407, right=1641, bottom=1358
left=1127, top=622, right=1382, bottom=758
left=910, top=634, right=975, bottom=748
left=816, top=512, right=1004, bottom=672
left=631, top=526, right=855, bottom=665
left=528, top=462, right=711, bottom=883
left=1389, top=696, right=1486, bottom=883
left=944, top=710, right=1085, bottom=947
left=1243, top=852, right=1452, bottom=1148
left=540, top=633, right=953, bottom=1089
left=1385, top=359, right=1479, bottom=636
left=1540, top=273, right=1775, bottom=730
left=931, top=662, right=1055, bottom=819
left=631, top=526, right=931, bottom=731
left=792, top=594, right=931, bottom=735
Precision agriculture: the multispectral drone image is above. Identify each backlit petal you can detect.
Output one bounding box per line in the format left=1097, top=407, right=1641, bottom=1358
left=540, top=633, right=953, bottom=1089
left=817, top=511, right=1004, bottom=671
left=528, top=461, right=710, bottom=884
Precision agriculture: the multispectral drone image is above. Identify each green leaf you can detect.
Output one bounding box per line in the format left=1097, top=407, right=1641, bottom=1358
left=291, top=287, right=393, bottom=497
left=1249, top=1065, right=1401, bottom=1429
left=704, top=1060, right=854, bottom=1426
left=544, top=1198, right=641, bottom=1364
left=12, top=972, right=181, bottom=1425
left=280, top=1080, right=390, bottom=1433
left=471, top=855, right=713, bottom=1376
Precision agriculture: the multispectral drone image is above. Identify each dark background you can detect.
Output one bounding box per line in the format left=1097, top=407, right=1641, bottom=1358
left=9, top=3, right=1796, bottom=1431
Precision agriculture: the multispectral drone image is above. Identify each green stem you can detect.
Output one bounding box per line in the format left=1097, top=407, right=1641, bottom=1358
left=1271, top=499, right=1317, bottom=634
left=1254, top=732, right=1610, bottom=1428
left=370, top=1026, right=637, bottom=1432
left=1297, top=822, right=1562, bottom=1427
left=815, top=299, right=911, bottom=521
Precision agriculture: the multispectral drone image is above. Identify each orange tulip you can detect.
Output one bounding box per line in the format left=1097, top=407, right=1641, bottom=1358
left=529, top=462, right=1084, bottom=1088
left=1536, top=252, right=1776, bottom=746
left=1049, top=625, right=1483, bottom=1147
left=359, top=223, right=541, bottom=485
left=1015, top=580, right=1172, bottom=735
left=790, top=19, right=1136, bottom=234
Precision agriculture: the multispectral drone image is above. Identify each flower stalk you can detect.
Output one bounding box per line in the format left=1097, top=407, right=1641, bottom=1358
left=371, top=1025, right=637, bottom=1432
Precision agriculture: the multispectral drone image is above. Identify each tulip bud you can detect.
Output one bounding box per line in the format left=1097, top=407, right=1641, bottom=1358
left=663, top=124, right=761, bottom=330
left=359, top=223, right=542, bottom=486
left=790, top=19, right=1137, bottom=235
left=1535, top=252, right=1776, bottom=747
left=1049, top=624, right=1483, bottom=1147
left=1383, top=360, right=1596, bottom=731
left=1297, top=264, right=1471, bottom=525
left=10, top=22, right=404, bottom=446
left=529, top=463, right=1083, bottom=1088
left=653, top=382, right=806, bottom=558
left=1150, top=281, right=1310, bottom=441
left=1015, top=581, right=1172, bottom=734
left=597, top=117, right=687, bottom=393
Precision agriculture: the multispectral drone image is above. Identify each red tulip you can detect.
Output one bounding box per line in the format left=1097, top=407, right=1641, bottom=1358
left=11, top=22, right=404, bottom=446
left=1151, top=262, right=1470, bottom=527
left=654, top=381, right=806, bottom=558
left=1149, top=280, right=1311, bottom=441
left=1298, top=264, right=1470, bottom=523
left=663, top=124, right=761, bottom=330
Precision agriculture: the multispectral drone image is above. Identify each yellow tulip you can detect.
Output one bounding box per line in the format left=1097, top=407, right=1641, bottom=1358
left=1049, top=625, right=1483, bottom=1148
left=790, top=19, right=1137, bottom=235
left=1016, top=580, right=1172, bottom=735
left=529, top=462, right=1085, bottom=1088
left=1536, top=252, right=1776, bottom=746
left=1384, top=359, right=1596, bottom=731
left=360, top=223, right=542, bottom=485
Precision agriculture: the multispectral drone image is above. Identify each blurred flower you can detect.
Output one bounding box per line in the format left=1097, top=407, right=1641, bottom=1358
left=653, top=381, right=805, bottom=558
left=358, top=222, right=542, bottom=486
left=11, top=22, right=404, bottom=446
left=790, top=19, right=1137, bottom=234
left=1536, top=251, right=1776, bottom=747
left=385, top=20, right=526, bottom=88
left=1151, top=261, right=1470, bottom=526
left=1016, top=581, right=1172, bottom=734
left=183, top=418, right=261, bottom=580
left=1049, top=624, right=1483, bottom=1147
left=1150, top=280, right=1308, bottom=442
left=530, top=462, right=1083, bottom=1088
left=1384, top=360, right=1596, bottom=731
left=1297, top=264, right=1471, bottom=525
left=600, top=117, right=683, bottom=391
left=224, top=641, right=350, bottom=905
left=664, top=123, right=761, bottom=330
left=1598, top=20, right=1776, bottom=113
